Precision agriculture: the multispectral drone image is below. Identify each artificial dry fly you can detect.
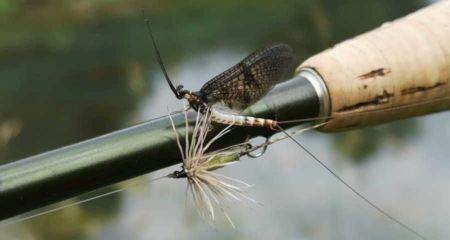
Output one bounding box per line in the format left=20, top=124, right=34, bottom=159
left=165, top=104, right=330, bottom=227
left=166, top=106, right=257, bottom=227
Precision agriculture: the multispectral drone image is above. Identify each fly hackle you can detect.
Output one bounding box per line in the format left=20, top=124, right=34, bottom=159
left=167, top=104, right=257, bottom=227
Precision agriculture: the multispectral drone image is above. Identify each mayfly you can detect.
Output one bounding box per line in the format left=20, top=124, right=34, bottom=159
left=145, top=20, right=295, bottom=130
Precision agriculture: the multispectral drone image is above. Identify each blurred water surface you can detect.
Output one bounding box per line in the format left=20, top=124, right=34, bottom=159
left=1, top=0, right=449, bottom=239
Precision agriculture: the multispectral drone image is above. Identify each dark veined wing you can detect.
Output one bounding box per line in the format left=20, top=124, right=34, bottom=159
left=200, top=43, right=296, bottom=111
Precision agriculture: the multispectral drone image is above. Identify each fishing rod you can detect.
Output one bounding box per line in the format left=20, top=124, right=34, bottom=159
left=0, top=0, right=449, bottom=222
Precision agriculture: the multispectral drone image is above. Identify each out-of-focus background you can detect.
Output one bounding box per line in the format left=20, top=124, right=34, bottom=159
left=1, top=0, right=448, bottom=239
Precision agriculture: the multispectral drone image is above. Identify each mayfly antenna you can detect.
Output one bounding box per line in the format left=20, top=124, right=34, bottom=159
left=278, top=126, right=427, bottom=240
left=144, top=19, right=182, bottom=99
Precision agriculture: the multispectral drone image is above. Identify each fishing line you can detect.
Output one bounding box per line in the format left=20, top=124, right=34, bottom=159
left=2, top=175, right=169, bottom=226
left=276, top=116, right=331, bottom=125
left=0, top=110, right=188, bottom=226
left=2, top=108, right=242, bottom=226
left=278, top=125, right=428, bottom=240
left=141, top=109, right=184, bottom=123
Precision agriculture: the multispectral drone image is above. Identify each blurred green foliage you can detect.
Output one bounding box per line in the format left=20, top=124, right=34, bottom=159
left=0, top=0, right=425, bottom=239
left=0, top=0, right=424, bottom=163
left=331, top=119, right=420, bottom=163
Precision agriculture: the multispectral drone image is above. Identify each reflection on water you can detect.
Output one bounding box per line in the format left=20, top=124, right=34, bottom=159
left=1, top=0, right=448, bottom=240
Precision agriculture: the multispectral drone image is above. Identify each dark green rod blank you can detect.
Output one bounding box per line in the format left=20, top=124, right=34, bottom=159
left=0, top=75, right=320, bottom=220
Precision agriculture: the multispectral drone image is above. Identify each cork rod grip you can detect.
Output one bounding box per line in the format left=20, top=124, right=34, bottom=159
left=298, top=1, right=450, bottom=131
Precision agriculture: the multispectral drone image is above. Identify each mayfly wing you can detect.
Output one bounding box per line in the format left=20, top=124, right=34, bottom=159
left=200, top=43, right=296, bottom=111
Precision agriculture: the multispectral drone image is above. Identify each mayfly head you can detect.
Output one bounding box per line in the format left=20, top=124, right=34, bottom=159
left=167, top=106, right=256, bottom=227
